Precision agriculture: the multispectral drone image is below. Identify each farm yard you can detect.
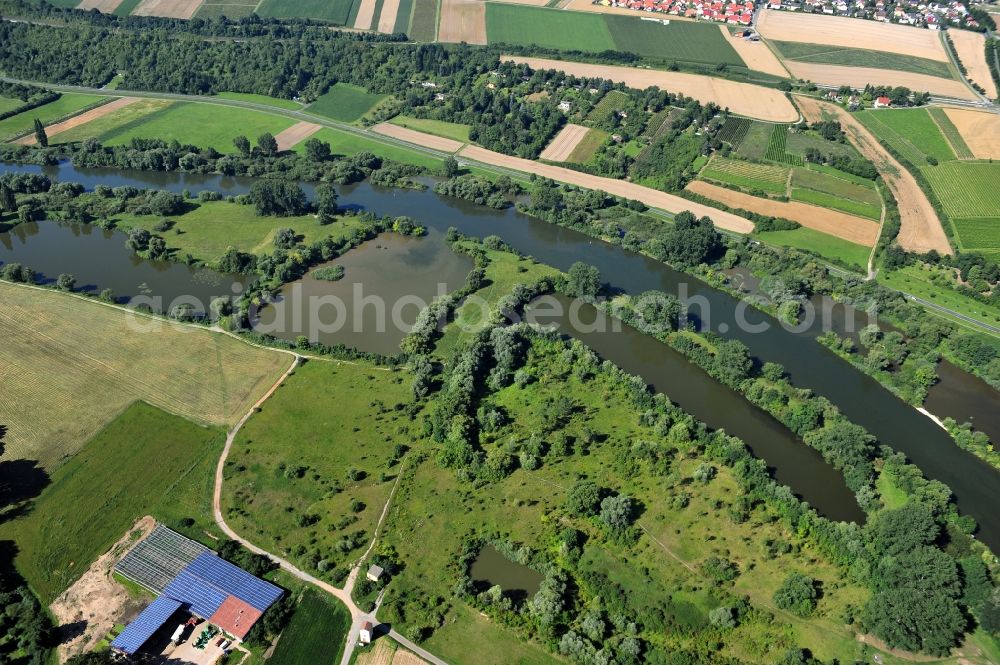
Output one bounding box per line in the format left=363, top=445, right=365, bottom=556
left=306, top=83, right=389, bottom=123
left=0, top=281, right=289, bottom=466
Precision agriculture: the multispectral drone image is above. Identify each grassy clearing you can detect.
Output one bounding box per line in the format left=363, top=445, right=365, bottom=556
left=51, top=99, right=174, bottom=145
left=879, top=264, right=1000, bottom=328
left=388, top=115, right=471, bottom=142
left=771, top=41, right=955, bottom=79
left=0, top=281, right=289, bottom=466
left=0, top=93, right=107, bottom=141
left=565, top=127, right=607, bottom=163
left=111, top=201, right=363, bottom=266
left=756, top=227, right=871, bottom=270
left=256, top=0, right=357, bottom=23
left=700, top=155, right=789, bottom=195
left=307, top=83, right=389, bottom=123
left=269, top=588, right=352, bottom=665
left=292, top=126, right=445, bottom=170
left=0, top=402, right=226, bottom=604
left=923, top=161, right=1000, bottom=218
left=222, top=360, right=418, bottom=579
left=858, top=109, right=956, bottom=165
left=100, top=101, right=296, bottom=152
left=485, top=4, right=616, bottom=52
left=215, top=92, right=304, bottom=110
left=603, top=15, right=744, bottom=66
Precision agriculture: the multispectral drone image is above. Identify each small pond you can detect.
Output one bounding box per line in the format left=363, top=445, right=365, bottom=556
left=469, top=545, right=544, bottom=600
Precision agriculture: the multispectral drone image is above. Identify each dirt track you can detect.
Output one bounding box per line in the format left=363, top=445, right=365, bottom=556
left=948, top=29, right=997, bottom=99
left=274, top=121, right=322, bottom=151
left=539, top=124, right=590, bottom=161
left=685, top=180, right=879, bottom=245
left=17, top=97, right=138, bottom=146
left=504, top=55, right=799, bottom=122
left=377, top=0, right=403, bottom=32
left=131, top=0, right=204, bottom=18
left=76, top=0, right=125, bottom=11
left=726, top=27, right=789, bottom=78
left=795, top=95, right=951, bottom=254
left=757, top=9, right=948, bottom=61
left=372, top=122, right=465, bottom=152
left=943, top=107, right=1000, bottom=159
left=438, top=0, right=487, bottom=44
left=782, top=61, right=977, bottom=100
left=459, top=144, right=755, bottom=233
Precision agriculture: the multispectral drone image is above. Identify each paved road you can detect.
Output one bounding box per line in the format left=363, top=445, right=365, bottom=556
left=903, top=293, right=1000, bottom=336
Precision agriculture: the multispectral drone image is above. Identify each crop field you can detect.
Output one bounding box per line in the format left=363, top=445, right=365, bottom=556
left=0, top=281, right=289, bottom=467
left=222, top=360, right=419, bottom=578
left=763, top=124, right=803, bottom=166
left=858, top=109, right=956, bottom=165
left=717, top=116, right=751, bottom=148
left=790, top=188, right=880, bottom=220
left=785, top=128, right=859, bottom=160
left=48, top=98, right=173, bottom=145
left=0, top=93, right=107, bottom=141
left=923, top=162, right=1000, bottom=219
left=927, top=106, right=974, bottom=159
left=733, top=120, right=774, bottom=160
left=587, top=89, right=631, bottom=124
left=388, top=115, right=471, bottom=142
left=292, top=127, right=445, bottom=170
left=195, top=2, right=257, bottom=18
left=950, top=217, right=1000, bottom=257
left=699, top=155, right=789, bottom=195
left=98, top=101, right=296, bottom=152
left=392, top=0, right=414, bottom=32
left=409, top=0, right=438, bottom=40
left=485, top=5, right=744, bottom=66
left=306, top=83, right=388, bottom=123
left=566, top=127, right=608, bottom=163
left=790, top=167, right=881, bottom=220
left=269, top=588, right=351, bottom=665
left=0, top=402, right=226, bottom=603
left=756, top=227, right=872, bottom=270
left=770, top=41, right=955, bottom=79
left=256, top=0, right=357, bottom=23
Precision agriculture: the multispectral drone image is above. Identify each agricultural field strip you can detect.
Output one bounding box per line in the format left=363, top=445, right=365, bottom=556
left=923, top=162, right=1000, bottom=219
left=926, top=107, right=974, bottom=159
left=538, top=123, right=590, bottom=162
left=15, top=96, right=141, bottom=145
left=700, top=155, right=789, bottom=194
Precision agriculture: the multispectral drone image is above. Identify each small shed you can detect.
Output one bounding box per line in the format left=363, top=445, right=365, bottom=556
left=359, top=621, right=373, bottom=645
left=366, top=565, right=384, bottom=582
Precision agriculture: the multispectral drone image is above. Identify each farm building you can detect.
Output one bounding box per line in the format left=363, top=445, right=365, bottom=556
left=366, top=564, right=384, bottom=582
left=110, top=526, right=283, bottom=656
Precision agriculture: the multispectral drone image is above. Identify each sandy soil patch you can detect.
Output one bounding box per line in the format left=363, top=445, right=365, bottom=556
left=686, top=180, right=879, bottom=245
left=49, top=517, right=156, bottom=663
left=504, top=55, right=799, bottom=121
left=391, top=649, right=429, bottom=665
left=17, top=97, right=138, bottom=146
left=354, top=0, right=379, bottom=29
left=796, top=95, right=951, bottom=254
left=131, top=0, right=204, bottom=18
left=756, top=9, right=948, bottom=61
left=782, top=61, right=977, bottom=100
left=76, top=0, right=125, bottom=11
left=377, top=0, right=403, bottom=32
left=948, top=29, right=997, bottom=99
left=539, top=123, right=590, bottom=161
left=726, top=27, right=789, bottom=78
left=459, top=144, right=754, bottom=232
left=438, top=0, right=487, bottom=44
left=942, top=107, right=1000, bottom=159
left=372, top=122, right=465, bottom=152
left=274, top=121, right=323, bottom=151
left=562, top=0, right=694, bottom=18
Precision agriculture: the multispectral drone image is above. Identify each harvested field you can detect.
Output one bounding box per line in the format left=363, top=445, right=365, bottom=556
left=131, top=0, right=204, bottom=18
left=76, top=0, right=125, bottom=10
left=392, top=650, right=430, bottom=665
left=459, top=144, right=755, bottom=232
left=0, top=282, right=290, bottom=466
left=795, top=95, right=951, bottom=254
left=354, top=0, right=378, bottom=29
left=948, top=29, right=998, bottom=99
left=49, top=517, right=155, bottom=662
left=438, top=0, right=487, bottom=44
left=781, top=61, right=977, bottom=101
left=685, top=180, right=880, bottom=245
left=726, top=27, right=789, bottom=77
left=504, top=55, right=799, bottom=122
left=539, top=123, right=590, bottom=161
left=274, top=121, right=323, bottom=151
left=377, top=0, right=402, bottom=31
left=16, top=97, right=139, bottom=146
left=757, top=9, right=947, bottom=61
left=372, top=121, right=464, bottom=151
left=357, top=641, right=396, bottom=665
left=942, top=107, right=1000, bottom=159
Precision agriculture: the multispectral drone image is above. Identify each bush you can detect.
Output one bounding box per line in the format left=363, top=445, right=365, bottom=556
left=773, top=572, right=817, bottom=616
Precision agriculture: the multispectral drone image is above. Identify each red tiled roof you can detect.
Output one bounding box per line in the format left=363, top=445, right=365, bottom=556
left=209, top=596, right=263, bottom=640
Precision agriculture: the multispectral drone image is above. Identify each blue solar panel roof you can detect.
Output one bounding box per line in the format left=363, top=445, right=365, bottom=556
left=161, top=552, right=283, bottom=619
left=111, top=596, right=183, bottom=654
left=162, top=567, right=229, bottom=618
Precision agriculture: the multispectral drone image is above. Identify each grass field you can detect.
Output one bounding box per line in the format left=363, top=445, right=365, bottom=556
left=950, top=218, right=1000, bottom=257
left=880, top=264, right=1000, bottom=328
left=565, top=127, right=608, bottom=163
left=926, top=106, right=974, bottom=159
left=269, top=588, right=351, bottom=665
left=409, top=0, right=438, bottom=40
left=0, top=402, right=226, bottom=603
left=484, top=5, right=742, bottom=66
left=50, top=99, right=173, bottom=145
left=256, top=0, right=357, bottom=23
left=292, top=126, right=443, bottom=169
left=215, top=92, right=304, bottom=111
left=771, top=41, right=955, bottom=79
left=733, top=120, right=774, bottom=160
left=0, top=96, right=24, bottom=115
left=222, top=360, right=418, bottom=578
left=858, top=109, right=956, bottom=165
left=756, top=227, right=871, bottom=270
left=785, top=129, right=859, bottom=160
left=0, top=93, right=107, bottom=141
left=307, top=83, right=389, bottom=123
left=394, top=0, right=414, bottom=33
left=790, top=188, right=880, bottom=220
left=113, top=0, right=144, bottom=14
left=923, top=161, right=1000, bottom=218
left=0, top=281, right=289, bottom=466
left=196, top=3, right=259, bottom=18
left=388, top=115, right=471, bottom=142
left=790, top=167, right=881, bottom=220
left=98, top=101, right=296, bottom=152
left=700, top=155, right=789, bottom=195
